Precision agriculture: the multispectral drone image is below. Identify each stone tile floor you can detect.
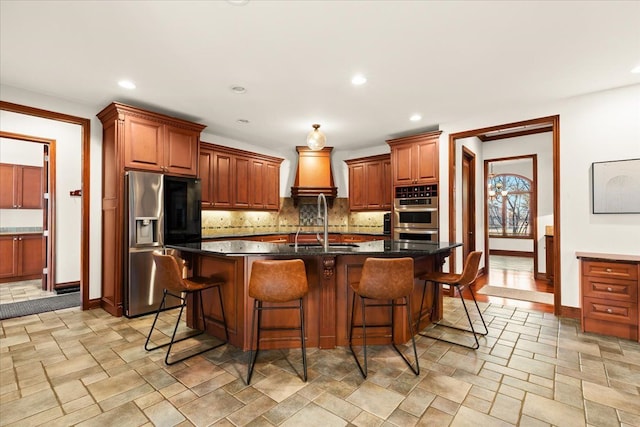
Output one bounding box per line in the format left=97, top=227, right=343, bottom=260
left=0, top=280, right=55, bottom=304
left=1, top=297, right=639, bottom=426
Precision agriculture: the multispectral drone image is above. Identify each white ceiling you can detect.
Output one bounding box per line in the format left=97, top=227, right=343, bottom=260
left=1, top=1, right=639, bottom=153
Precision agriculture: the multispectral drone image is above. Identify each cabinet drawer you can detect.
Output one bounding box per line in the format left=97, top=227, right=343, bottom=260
left=582, top=297, right=637, bottom=325
left=582, top=260, right=638, bottom=280
left=582, top=276, right=637, bottom=302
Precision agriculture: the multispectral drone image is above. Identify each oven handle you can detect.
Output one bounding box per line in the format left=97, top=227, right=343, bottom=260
left=394, top=206, right=438, bottom=212
left=394, top=228, right=438, bottom=234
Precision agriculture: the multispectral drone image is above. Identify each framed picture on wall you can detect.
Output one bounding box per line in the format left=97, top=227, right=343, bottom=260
left=592, top=158, right=640, bottom=214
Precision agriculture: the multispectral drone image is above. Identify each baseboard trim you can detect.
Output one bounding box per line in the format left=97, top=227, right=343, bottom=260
left=489, top=249, right=534, bottom=258
left=87, top=298, right=102, bottom=310
left=560, top=305, right=581, bottom=319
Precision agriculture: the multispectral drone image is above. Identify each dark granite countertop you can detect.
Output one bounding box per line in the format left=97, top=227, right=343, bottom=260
left=168, top=239, right=461, bottom=257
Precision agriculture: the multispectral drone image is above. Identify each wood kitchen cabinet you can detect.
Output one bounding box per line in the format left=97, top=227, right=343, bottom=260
left=97, top=102, right=206, bottom=316
left=122, top=111, right=200, bottom=176
left=0, top=234, right=43, bottom=282
left=387, top=130, right=441, bottom=186
left=345, top=154, right=392, bottom=211
left=200, top=142, right=283, bottom=211
left=0, top=163, right=43, bottom=209
left=577, top=252, right=639, bottom=342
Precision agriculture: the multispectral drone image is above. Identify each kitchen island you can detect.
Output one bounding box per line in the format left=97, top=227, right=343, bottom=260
left=168, top=239, right=461, bottom=351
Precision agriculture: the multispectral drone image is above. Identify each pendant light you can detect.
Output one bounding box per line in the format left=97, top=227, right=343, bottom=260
left=306, top=124, right=326, bottom=150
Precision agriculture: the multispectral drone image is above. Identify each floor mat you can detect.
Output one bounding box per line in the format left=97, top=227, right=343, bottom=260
left=0, top=292, right=80, bottom=320
left=477, top=285, right=553, bottom=305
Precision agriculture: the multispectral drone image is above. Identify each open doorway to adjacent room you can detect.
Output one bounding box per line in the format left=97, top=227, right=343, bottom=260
left=448, top=116, right=559, bottom=315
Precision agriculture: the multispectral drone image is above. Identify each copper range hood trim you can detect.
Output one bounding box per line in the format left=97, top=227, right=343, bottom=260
left=291, top=146, right=337, bottom=207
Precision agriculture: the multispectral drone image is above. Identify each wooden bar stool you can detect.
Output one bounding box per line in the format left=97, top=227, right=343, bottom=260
left=145, top=252, right=228, bottom=365
left=349, top=257, right=420, bottom=379
left=246, top=259, right=309, bottom=385
left=416, top=251, right=487, bottom=349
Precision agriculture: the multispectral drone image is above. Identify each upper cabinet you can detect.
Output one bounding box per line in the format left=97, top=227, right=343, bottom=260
left=100, top=102, right=205, bottom=177
left=345, top=154, right=392, bottom=211
left=387, top=130, right=441, bottom=186
left=0, top=163, right=43, bottom=209
left=200, top=142, right=283, bottom=211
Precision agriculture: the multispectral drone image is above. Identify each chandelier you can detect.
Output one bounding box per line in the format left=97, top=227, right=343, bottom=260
left=487, top=165, right=508, bottom=198
left=306, top=124, right=326, bottom=150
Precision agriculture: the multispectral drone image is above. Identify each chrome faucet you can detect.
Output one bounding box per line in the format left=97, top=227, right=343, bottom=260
left=316, top=193, right=329, bottom=251
left=294, top=226, right=301, bottom=251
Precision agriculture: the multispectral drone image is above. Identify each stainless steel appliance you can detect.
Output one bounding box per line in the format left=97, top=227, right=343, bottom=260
left=123, top=171, right=201, bottom=317
left=393, top=184, right=439, bottom=243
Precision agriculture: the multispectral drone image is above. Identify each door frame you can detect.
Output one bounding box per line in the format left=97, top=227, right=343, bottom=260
left=461, top=146, right=476, bottom=263
left=1, top=101, right=91, bottom=310
left=448, top=115, right=560, bottom=315
left=0, top=131, right=56, bottom=291
left=483, top=154, right=538, bottom=277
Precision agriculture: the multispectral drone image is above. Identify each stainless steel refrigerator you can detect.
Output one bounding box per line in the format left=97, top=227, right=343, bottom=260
left=123, top=171, right=201, bottom=317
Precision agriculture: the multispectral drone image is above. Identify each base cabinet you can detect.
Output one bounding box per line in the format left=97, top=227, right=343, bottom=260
left=0, top=234, right=43, bottom=282
left=578, top=253, right=639, bottom=342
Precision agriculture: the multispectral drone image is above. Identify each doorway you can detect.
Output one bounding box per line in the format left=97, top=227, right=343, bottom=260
left=461, top=147, right=476, bottom=262
left=448, top=115, right=560, bottom=315
left=0, top=101, right=90, bottom=311
left=0, top=132, right=55, bottom=297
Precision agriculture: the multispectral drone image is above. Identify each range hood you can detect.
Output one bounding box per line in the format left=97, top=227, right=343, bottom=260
left=291, top=146, right=338, bottom=207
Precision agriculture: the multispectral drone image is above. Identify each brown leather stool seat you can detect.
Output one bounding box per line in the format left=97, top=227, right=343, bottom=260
left=349, top=257, right=420, bottom=378
left=416, top=251, right=487, bottom=349
left=145, top=252, right=228, bottom=365
left=246, top=259, right=309, bottom=385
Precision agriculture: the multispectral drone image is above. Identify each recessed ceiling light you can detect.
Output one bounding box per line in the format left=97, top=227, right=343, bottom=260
left=237, top=119, right=250, bottom=124
left=410, top=114, right=422, bottom=122
left=632, top=65, right=640, bottom=74
left=351, top=74, right=367, bottom=85
left=118, top=80, right=136, bottom=90
left=231, top=85, right=247, bottom=94
left=226, top=0, right=249, bottom=5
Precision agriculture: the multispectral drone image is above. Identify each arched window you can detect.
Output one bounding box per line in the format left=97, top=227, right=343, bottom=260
left=487, top=174, right=533, bottom=238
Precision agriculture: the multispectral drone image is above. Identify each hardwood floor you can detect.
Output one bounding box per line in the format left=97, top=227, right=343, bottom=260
left=470, top=255, right=555, bottom=313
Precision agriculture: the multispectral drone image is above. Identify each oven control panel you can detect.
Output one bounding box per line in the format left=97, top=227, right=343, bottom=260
left=395, top=184, right=437, bottom=199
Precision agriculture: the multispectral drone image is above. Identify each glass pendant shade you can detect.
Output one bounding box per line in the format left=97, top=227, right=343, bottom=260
left=307, top=124, right=326, bottom=150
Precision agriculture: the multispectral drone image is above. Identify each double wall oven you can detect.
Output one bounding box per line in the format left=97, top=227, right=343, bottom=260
left=393, top=184, right=438, bottom=243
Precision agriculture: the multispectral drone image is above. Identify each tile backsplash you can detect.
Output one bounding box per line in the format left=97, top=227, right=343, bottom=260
left=201, top=197, right=387, bottom=237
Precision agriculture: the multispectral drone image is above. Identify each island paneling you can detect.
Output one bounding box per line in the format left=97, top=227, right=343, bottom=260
left=170, top=240, right=459, bottom=351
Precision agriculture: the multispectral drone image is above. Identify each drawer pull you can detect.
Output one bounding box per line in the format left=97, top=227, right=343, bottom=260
left=605, top=268, right=612, bottom=273
left=606, top=308, right=613, bottom=314
left=607, top=287, right=613, bottom=292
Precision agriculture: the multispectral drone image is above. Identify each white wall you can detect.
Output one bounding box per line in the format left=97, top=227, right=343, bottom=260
left=0, top=111, right=82, bottom=285
left=1, top=84, right=103, bottom=298
left=441, top=84, right=640, bottom=308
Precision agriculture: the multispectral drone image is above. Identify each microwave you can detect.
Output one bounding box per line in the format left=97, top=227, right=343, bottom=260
left=393, top=197, right=438, bottom=230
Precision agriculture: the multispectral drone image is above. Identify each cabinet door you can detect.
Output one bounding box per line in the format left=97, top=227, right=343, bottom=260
left=414, top=139, right=438, bottom=183
left=234, top=156, right=251, bottom=208
left=18, top=234, right=43, bottom=277
left=199, top=147, right=214, bottom=207
left=264, top=162, right=281, bottom=210
left=0, top=164, right=17, bottom=208
left=165, top=126, right=198, bottom=176
left=382, top=158, right=392, bottom=209
left=392, top=143, right=414, bottom=185
left=19, top=166, right=43, bottom=209
left=212, top=151, right=234, bottom=208
left=348, top=163, right=366, bottom=210
left=124, top=115, right=164, bottom=172
left=0, top=236, right=18, bottom=278
left=365, top=161, right=383, bottom=209
left=249, top=159, right=265, bottom=208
